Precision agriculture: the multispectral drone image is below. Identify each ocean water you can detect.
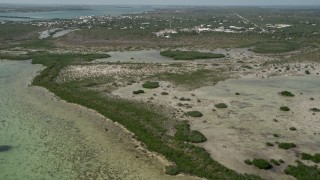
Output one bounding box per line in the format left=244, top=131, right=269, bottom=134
left=0, top=5, right=154, bottom=21
left=0, top=60, right=193, bottom=180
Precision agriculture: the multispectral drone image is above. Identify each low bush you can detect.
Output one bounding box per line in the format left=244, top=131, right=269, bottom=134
left=310, top=108, right=320, bottom=112
left=252, top=159, right=273, bottom=170
left=266, top=142, right=274, bottom=146
left=278, top=143, right=297, bottom=150
left=142, top=81, right=160, bottom=89
left=215, top=103, right=228, bottom=109
left=161, top=92, right=169, bottom=95
left=186, top=111, right=203, bottom=118
left=301, top=153, right=320, bottom=163
left=175, top=121, right=207, bottom=143
left=180, top=97, right=191, bottom=101
left=244, top=159, right=253, bottom=165
left=284, top=161, right=320, bottom=180
left=280, top=106, right=290, bottom=111
left=289, top=127, right=297, bottom=131
left=270, top=159, right=280, bottom=166
left=133, top=90, right=145, bottom=94
left=280, top=91, right=295, bottom=97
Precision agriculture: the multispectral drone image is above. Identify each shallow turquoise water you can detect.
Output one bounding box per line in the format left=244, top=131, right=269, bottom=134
left=0, top=60, right=189, bottom=180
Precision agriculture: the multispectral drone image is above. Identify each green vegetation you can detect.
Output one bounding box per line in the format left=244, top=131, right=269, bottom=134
left=160, top=50, right=225, bottom=60
left=279, top=159, right=285, bottom=164
left=310, top=108, right=320, bottom=112
left=305, top=70, right=311, bottom=75
left=284, top=161, right=320, bottom=180
left=250, top=42, right=300, bottom=54
left=301, top=153, right=320, bottom=163
left=280, top=106, right=290, bottom=111
left=142, top=81, right=160, bottom=89
left=215, top=103, right=228, bottom=109
left=161, top=92, right=169, bottom=95
left=289, top=127, right=297, bottom=131
left=185, top=111, right=203, bottom=118
left=30, top=53, right=260, bottom=180
left=266, top=142, right=275, bottom=146
left=278, top=143, right=297, bottom=150
left=244, top=159, right=253, bottom=165
left=175, top=121, right=207, bottom=143
left=165, top=165, right=180, bottom=175
left=133, top=90, right=145, bottom=94
left=270, top=159, right=280, bottom=166
left=280, top=91, right=295, bottom=97
left=252, top=159, right=273, bottom=170
left=273, top=134, right=279, bottom=137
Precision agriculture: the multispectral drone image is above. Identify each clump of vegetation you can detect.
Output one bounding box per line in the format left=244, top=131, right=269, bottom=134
left=278, top=143, right=297, bottom=150
left=133, top=90, right=145, bottom=94
left=280, top=106, right=290, bottom=111
left=185, top=111, right=203, bottom=118
left=305, top=70, right=311, bottom=75
left=142, top=81, right=160, bottom=89
left=235, top=92, right=240, bottom=95
left=279, top=159, right=285, bottom=164
left=161, top=92, right=169, bottom=95
left=301, top=153, right=320, bottom=163
left=273, top=134, right=279, bottom=137
left=180, top=97, right=191, bottom=101
left=252, top=159, right=273, bottom=170
left=266, top=142, right=275, bottom=146
left=165, top=165, right=180, bottom=175
left=289, top=127, right=297, bottom=131
left=310, top=108, right=320, bottom=112
left=160, top=50, right=225, bottom=60
left=244, top=159, right=253, bottom=165
left=175, top=121, right=207, bottom=143
left=270, top=159, right=280, bottom=166
left=215, top=103, right=228, bottom=109
left=280, top=91, right=295, bottom=97
left=284, top=161, right=320, bottom=180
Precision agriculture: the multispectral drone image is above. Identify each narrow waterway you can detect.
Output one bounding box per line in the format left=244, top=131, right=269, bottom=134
left=0, top=60, right=196, bottom=180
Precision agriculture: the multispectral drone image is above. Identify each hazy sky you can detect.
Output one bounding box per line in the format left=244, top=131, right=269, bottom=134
left=1, top=0, right=320, bottom=6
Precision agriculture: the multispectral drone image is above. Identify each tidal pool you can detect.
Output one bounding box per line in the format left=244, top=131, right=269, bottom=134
left=0, top=60, right=196, bottom=180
